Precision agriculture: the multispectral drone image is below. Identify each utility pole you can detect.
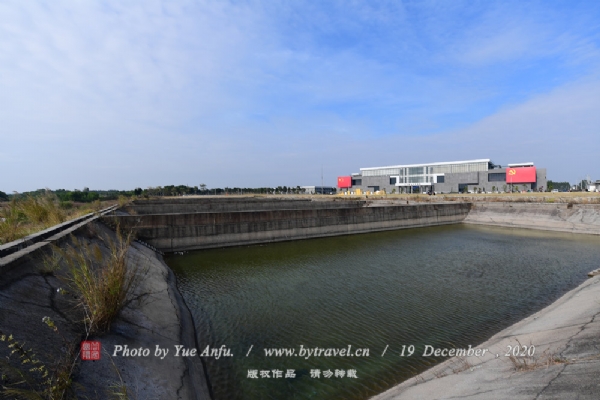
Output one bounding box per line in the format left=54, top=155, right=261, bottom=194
left=321, top=165, right=324, bottom=195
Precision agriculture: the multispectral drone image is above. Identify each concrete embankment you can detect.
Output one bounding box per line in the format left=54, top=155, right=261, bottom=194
left=106, top=199, right=600, bottom=254
left=0, top=221, right=212, bottom=400
left=125, top=197, right=366, bottom=214
left=372, top=275, right=600, bottom=400
left=464, top=202, right=600, bottom=235
left=5, top=197, right=590, bottom=399
left=372, top=201, right=600, bottom=400
left=106, top=202, right=471, bottom=252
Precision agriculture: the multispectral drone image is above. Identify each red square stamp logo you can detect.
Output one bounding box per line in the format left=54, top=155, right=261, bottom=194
left=81, top=341, right=101, bottom=360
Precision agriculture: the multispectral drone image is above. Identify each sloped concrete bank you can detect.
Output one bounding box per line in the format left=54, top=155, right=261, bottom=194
left=464, top=202, right=600, bottom=235
left=106, top=203, right=472, bottom=252
left=0, top=221, right=212, bottom=399
left=372, top=202, right=600, bottom=400
left=9, top=198, right=592, bottom=399
left=371, top=275, right=600, bottom=400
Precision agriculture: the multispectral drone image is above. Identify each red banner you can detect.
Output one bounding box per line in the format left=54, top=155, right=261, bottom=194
left=337, top=176, right=352, bottom=188
left=506, top=167, right=536, bottom=183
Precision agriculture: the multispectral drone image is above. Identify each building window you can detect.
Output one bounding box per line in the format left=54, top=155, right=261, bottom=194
left=352, top=179, right=362, bottom=186
left=437, top=176, right=445, bottom=183
left=488, top=173, right=505, bottom=182
left=390, top=177, right=397, bottom=184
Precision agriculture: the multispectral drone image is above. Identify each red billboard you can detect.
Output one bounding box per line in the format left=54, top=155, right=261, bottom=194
left=506, top=167, right=536, bottom=183
left=337, top=176, right=352, bottom=188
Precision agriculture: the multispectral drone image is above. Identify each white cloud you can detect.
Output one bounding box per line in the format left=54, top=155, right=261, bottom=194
left=1, top=1, right=599, bottom=191
left=0, top=0, right=266, bottom=139
left=379, top=76, right=600, bottom=182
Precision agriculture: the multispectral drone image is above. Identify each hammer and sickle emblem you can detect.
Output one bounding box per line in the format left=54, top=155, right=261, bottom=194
left=508, top=169, right=516, bottom=176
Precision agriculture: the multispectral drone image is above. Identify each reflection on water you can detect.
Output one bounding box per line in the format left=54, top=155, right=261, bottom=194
left=166, top=224, right=600, bottom=400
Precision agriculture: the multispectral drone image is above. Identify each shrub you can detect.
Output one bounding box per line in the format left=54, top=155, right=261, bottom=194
left=117, top=195, right=130, bottom=208
left=59, top=201, right=74, bottom=210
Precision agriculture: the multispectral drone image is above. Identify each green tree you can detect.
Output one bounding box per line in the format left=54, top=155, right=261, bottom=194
left=163, top=186, right=174, bottom=196
left=547, top=180, right=570, bottom=191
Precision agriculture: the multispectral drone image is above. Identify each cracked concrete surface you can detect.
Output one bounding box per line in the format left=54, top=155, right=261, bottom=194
left=371, top=276, right=600, bottom=400
left=0, top=222, right=212, bottom=399
left=465, top=203, right=600, bottom=235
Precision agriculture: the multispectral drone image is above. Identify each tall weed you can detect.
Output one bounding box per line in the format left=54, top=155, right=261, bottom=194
left=0, top=194, right=65, bottom=244
left=0, top=318, right=76, bottom=400
left=0, top=198, right=26, bottom=244
left=117, top=195, right=130, bottom=208
left=18, top=194, right=65, bottom=225
left=55, top=228, right=139, bottom=334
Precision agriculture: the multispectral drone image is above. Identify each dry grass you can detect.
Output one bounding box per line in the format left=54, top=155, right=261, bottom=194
left=508, top=349, right=569, bottom=372
left=20, top=195, right=65, bottom=225
left=1, top=223, right=140, bottom=399
left=53, top=227, right=140, bottom=335
left=0, top=321, right=77, bottom=400
left=432, top=369, right=447, bottom=379
left=106, top=351, right=135, bottom=400
left=0, top=195, right=114, bottom=245
left=0, top=194, right=66, bottom=244
left=505, top=340, right=570, bottom=372
left=0, top=199, right=23, bottom=244
left=336, top=192, right=600, bottom=205
left=117, top=195, right=130, bottom=208
left=450, top=357, right=472, bottom=374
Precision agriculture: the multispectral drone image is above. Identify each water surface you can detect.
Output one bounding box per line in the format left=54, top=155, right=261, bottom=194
left=166, top=224, right=600, bottom=400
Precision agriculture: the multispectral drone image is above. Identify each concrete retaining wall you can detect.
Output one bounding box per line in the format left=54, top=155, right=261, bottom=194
left=464, top=202, right=600, bottom=235
left=105, top=203, right=472, bottom=252
left=126, top=197, right=365, bottom=215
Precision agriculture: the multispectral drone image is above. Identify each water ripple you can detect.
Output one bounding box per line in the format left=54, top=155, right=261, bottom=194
left=166, top=224, right=600, bottom=400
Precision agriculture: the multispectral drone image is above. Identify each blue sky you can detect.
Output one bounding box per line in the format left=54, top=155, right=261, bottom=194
left=1, top=0, right=599, bottom=192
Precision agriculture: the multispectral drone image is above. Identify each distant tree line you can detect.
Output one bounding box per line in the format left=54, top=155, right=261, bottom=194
left=3, top=179, right=597, bottom=202
left=141, top=185, right=306, bottom=196
left=0, top=185, right=310, bottom=203
left=1, top=188, right=137, bottom=203
left=547, top=181, right=571, bottom=192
